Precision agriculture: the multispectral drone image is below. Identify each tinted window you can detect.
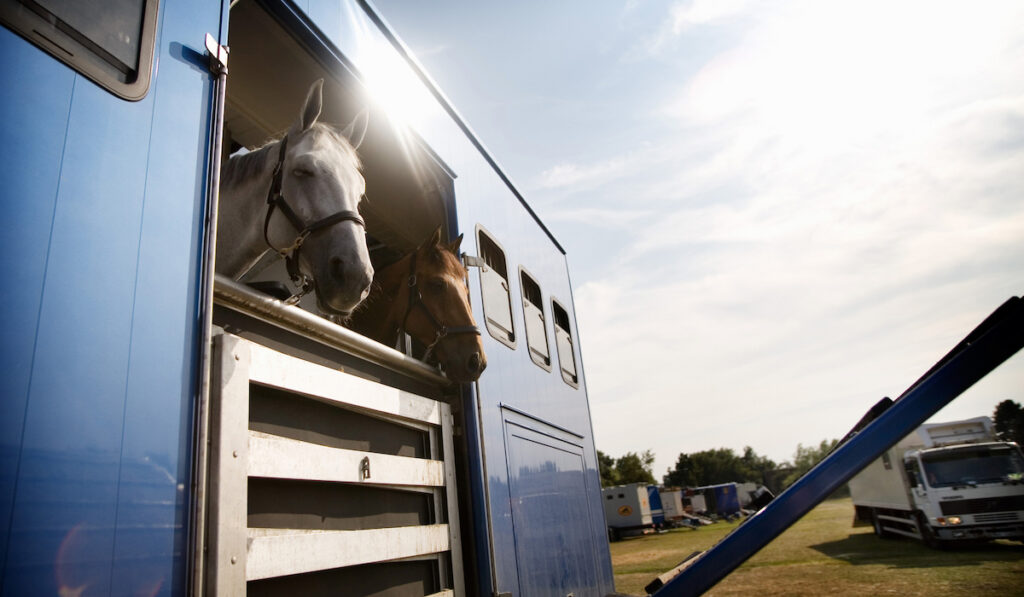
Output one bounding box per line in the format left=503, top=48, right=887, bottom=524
left=0, top=0, right=158, bottom=100
left=477, top=229, right=515, bottom=347
left=519, top=269, right=550, bottom=369
left=551, top=299, right=577, bottom=387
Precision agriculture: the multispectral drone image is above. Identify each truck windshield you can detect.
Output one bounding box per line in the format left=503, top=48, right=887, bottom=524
left=920, top=445, right=1024, bottom=487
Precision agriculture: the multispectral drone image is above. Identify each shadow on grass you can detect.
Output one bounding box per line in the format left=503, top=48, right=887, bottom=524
left=812, top=533, right=1024, bottom=568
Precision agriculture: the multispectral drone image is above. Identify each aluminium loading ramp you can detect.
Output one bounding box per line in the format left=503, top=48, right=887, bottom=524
left=652, top=295, right=1024, bottom=597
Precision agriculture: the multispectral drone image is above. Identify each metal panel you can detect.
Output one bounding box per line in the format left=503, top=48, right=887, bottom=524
left=248, top=341, right=443, bottom=425
left=0, top=1, right=220, bottom=592
left=207, top=335, right=251, bottom=595
left=0, top=25, right=75, bottom=577
left=248, top=431, right=445, bottom=486
left=246, top=524, right=450, bottom=580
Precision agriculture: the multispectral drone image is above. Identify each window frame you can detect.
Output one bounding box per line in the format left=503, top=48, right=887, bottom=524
left=475, top=225, right=516, bottom=349
left=0, top=0, right=160, bottom=101
left=550, top=297, right=579, bottom=389
left=518, top=266, right=551, bottom=371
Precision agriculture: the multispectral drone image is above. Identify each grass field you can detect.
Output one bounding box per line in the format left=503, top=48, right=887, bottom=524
left=610, top=498, right=1024, bottom=596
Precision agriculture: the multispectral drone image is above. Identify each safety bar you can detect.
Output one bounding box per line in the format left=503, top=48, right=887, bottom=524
left=656, top=295, right=1024, bottom=596
left=213, top=274, right=451, bottom=387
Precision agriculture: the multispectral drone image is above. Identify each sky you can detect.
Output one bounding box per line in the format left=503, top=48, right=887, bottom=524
left=373, top=0, right=1024, bottom=477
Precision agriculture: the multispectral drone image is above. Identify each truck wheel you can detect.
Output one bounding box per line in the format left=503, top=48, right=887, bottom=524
left=915, top=512, right=943, bottom=549
left=872, top=510, right=891, bottom=539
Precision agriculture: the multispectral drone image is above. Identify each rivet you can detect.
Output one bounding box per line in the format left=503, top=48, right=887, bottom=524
left=231, top=556, right=237, bottom=564
left=232, top=450, right=238, bottom=458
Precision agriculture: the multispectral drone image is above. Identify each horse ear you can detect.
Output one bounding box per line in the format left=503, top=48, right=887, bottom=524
left=341, top=109, right=370, bottom=150
left=299, top=79, right=324, bottom=131
left=447, top=233, right=464, bottom=255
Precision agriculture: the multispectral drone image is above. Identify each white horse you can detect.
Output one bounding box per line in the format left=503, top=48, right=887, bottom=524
left=217, top=79, right=374, bottom=318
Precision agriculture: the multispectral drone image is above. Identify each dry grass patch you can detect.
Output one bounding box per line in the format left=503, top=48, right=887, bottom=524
left=610, top=498, right=1024, bottom=595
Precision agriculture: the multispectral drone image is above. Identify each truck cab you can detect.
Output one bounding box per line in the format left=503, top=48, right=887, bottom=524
left=905, top=441, right=1024, bottom=541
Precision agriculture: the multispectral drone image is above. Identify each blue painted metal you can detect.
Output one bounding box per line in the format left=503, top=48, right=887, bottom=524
left=656, top=296, right=1024, bottom=597
left=0, top=0, right=222, bottom=593
left=1, top=1, right=615, bottom=594
left=648, top=485, right=666, bottom=524
left=694, top=483, right=741, bottom=517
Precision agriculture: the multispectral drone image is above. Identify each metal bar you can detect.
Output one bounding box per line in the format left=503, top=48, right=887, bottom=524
left=206, top=335, right=250, bottom=594
left=656, top=296, right=1024, bottom=596
left=189, top=32, right=230, bottom=597
left=246, top=524, right=451, bottom=580
left=441, top=404, right=467, bottom=597
left=246, top=340, right=443, bottom=425
left=248, top=431, right=446, bottom=486
left=214, top=274, right=450, bottom=386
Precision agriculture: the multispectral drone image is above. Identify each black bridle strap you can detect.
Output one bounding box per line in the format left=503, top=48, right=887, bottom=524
left=399, top=250, right=480, bottom=358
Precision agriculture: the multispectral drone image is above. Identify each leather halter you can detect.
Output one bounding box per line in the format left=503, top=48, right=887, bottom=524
left=399, top=249, right=480, bottom=361
left=263, top=135, right=366, bottom=303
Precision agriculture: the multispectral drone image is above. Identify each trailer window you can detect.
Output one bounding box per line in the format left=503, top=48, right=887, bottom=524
left=477, top=228, right=515, bottom=348
left=519, top=269, right=550, bottom=370
left=551, top=298, right=578, bottom=388
left=0, top=0, right=159, bottom=100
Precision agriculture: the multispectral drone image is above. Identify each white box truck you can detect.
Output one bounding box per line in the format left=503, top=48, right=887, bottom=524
left=850, top=416, right=1024, bottom=545
left=603, top=483, right=654, bottom=540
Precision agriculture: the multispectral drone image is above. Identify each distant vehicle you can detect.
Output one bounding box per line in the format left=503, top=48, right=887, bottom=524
left=850, top=416, right=1024, bottom=545
left=603, top=483, right=656, bottom=540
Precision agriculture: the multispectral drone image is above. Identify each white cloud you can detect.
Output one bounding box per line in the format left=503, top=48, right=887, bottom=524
left=571, top=1, right=1024, bottom=474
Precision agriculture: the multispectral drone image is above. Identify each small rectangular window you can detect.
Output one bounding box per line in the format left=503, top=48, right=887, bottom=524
left=0, top=0, right=159, bottom=100
left=551, top=298, right=578, bottom=388
left=519, top=269, right=550, bottom=370
left=477, top=228, right=515, bottom=348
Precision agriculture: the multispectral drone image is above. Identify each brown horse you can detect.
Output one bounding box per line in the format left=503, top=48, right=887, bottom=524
left=348, top=228, right=487, bottom=383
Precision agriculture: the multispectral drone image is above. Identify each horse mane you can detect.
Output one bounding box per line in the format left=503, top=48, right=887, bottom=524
left=221, top=124, right=362, bottom=189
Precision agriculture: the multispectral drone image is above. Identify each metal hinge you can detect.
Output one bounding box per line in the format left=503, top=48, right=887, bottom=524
left=462, top=253, right=488, bottom=272
left=205, top=33, right=229, bottom=75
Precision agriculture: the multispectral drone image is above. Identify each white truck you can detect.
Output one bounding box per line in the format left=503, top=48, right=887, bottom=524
left=850, top=416, right=1024, bottom=545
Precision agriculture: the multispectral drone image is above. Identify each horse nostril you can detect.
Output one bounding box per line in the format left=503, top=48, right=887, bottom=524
left=329, top=256, right=346, bottom=284
left=467, top=352, right=484, bottom=374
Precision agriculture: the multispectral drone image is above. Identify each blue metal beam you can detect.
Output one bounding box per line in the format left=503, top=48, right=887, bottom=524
left=655, top=295, right=1024, bottom=596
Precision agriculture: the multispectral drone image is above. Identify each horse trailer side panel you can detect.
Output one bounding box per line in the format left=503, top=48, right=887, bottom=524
left=0, top=1, right=222, bottom=593
left=504, top=419, right=604, bottom=597
left=0, top=25, right=75, bottom=577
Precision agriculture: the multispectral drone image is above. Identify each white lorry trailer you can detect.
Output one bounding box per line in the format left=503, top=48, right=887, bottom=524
left=850, top=416, right=1024, bottom=545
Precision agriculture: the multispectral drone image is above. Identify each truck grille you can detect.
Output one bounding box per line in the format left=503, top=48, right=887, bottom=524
left=973, top=512, right=1020, bottom=523
left=940, top=495, right=1024, bottom=516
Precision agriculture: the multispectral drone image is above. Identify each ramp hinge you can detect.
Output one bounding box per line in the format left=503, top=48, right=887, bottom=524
left=205, top=33, right=229, bottom=75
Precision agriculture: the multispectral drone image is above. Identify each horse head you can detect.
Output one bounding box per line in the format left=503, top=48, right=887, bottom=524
left=263, top=79, right=374, bottom=318
left=400, top=228, right=487, bottom=383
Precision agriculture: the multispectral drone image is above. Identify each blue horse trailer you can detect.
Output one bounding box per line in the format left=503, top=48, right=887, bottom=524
left=0, top=0, right=614, bottom=595
left=4, top=1, right=1024, bottom=596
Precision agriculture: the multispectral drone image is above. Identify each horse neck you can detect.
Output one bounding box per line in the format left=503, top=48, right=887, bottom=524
left=216, top=143, right=279, bottom=278
left=348, top=255, right=412, bottom=346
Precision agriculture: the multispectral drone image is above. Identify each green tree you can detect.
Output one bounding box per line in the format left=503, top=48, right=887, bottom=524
left=993, top=400, right=1024, bottom=444
left=663, top=447, right=774, bottom=488
left=597, top=450, right=619, bottom=487
left=614, top=450, right=656, bottom=485
left=782, top=438, right=839, bottom=488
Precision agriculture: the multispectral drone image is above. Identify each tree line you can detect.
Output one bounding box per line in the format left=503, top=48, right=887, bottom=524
left=602, top=399, right=1023, bottom=495
left=599, top=440, right=837, bottom=496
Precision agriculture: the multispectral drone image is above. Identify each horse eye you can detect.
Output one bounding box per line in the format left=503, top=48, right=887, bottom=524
left=428, top=279, right=446, bottom=293
left=292, top=168, right=314, bottom=178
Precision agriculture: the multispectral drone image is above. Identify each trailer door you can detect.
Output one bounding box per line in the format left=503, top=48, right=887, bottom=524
left=0, top=1, right=226, bottom=594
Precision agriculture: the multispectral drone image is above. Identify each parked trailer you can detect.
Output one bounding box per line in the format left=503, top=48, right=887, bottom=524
left=850, top=416, right=1024, bottom=545
left=602, top=483, right=654, bottom=539
left=0, top=1, right=614, bottom=595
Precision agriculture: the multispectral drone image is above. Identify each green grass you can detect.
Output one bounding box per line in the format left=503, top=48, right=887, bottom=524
left=610, top=498, right=1024, bottom=595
